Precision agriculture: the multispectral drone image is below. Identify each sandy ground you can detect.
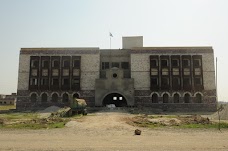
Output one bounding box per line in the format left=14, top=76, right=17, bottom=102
left=0, top=111, right=228, bottom=151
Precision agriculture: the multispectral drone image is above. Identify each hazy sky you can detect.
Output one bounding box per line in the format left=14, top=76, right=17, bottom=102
left=0, top=0, right=228, bottom=101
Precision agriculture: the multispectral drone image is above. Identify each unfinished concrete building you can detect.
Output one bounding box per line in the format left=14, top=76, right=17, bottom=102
left=17, top=36, right=217, bottom=111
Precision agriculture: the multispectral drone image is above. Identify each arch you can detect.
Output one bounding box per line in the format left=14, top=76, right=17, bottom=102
left=61, top=92, right=70, bottom=97
left=163, top=93, right=169, bottom=103
left=193, top=92, right=203, bottom=97
left=62, top=93, right=69, bottom=103
left=195, top=93, right=202, bottom=103
left=51, top=93, right=59, bottom=102
left=150, top=92, right=160, bottom=97
left=184, top=93, right=191, bottom=103
left=183, top=92, right=192, bottom=97
left=41, top=93, right=48, bottom=102
left=30, top=93, right=38, bottom=102
left=161, top=92, right=171, bottom=97
left=51, top=92, right=60, bottom=97
left=172, top=92, right=181, bottom=97
left=173, top=93, right=180, bottom=103
left=102, top=92, right=127, bottom=107
left=72, top=92, right=80, bottom=99
left=152, top=93, right=158, bottom=103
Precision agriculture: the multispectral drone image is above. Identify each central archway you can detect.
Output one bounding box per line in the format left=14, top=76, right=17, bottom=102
left=103, top=93, right=127, bottom=107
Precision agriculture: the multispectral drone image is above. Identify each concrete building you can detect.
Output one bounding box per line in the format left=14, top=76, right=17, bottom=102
left=17, top=36, right=217, bottom=111
left=0, top=93, right=17, bottom=105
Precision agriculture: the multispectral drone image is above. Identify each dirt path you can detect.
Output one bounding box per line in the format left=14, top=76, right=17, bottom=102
left=0, top=112, right=228, bottom=151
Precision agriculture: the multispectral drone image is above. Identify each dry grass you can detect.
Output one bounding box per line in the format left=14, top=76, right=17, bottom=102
left=0, top=105, right=16, bottom=111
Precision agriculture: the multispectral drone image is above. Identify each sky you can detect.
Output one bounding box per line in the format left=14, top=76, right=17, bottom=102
left=0, top=0, right=228, bottom=101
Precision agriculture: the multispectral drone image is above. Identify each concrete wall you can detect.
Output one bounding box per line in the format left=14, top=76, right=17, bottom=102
left=122, top=36, right=143, bottom=49
left=95, top=69, right=134, bottom=106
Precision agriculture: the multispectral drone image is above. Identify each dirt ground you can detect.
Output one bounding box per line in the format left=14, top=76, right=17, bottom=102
left=0, top=111, right=228, bottom=151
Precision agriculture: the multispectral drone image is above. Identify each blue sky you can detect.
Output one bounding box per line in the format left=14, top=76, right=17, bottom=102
left=0, top=0, right=228, bottom=101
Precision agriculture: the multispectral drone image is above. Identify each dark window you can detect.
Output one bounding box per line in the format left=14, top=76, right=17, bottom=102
left=163, top=94, right=169, bottom=103
left=51, top=93, right=58, bottom=102
left=63, top=78, right=69, bottom=85
left=63, top=60, right=70, bottom=68
left=121, top=62, right=129, bottom=69
left=161, top=60, right=168, bottom=67
left=195, top=94, right=202, bottom=103
left=73, top=60, right=80, bottom=68
left=173, top=93, right=180, bottom=103
left=53, top=60, right=59, bottom=68
left=41, top=78, right=49, bottom=85
left=183, top=77, right=191, bottom=86
left=193, top=59, right=201, bottom=67
left=152, top=94, right=158, bottom=103
left=172, top=77, right=180, bottom=89
left=72, top=78, right=79, bottom=85
left=102, top=62, right=109, bottom=70
left=30, top=78, right=38, bottom=85
left=62, top=93, right=69, bottom=103
left=151, top=60, right=158, bottom=67
left=42, top=60, right=49, bottom=68
left=161, top=78, right=169, bottom=86
left=73, top=93, right=79, bottom=99
left=194, top=78, right=202, bottom=86
left=183, top=59, right=190, bottom=67
left=41, top=93, right=48, bottom=102
left=184, top=94, right=191, bottom=103
left=31, top=93, right=37, bottom=102
left=112, top=62, right=119, bottom=68
left=52, top=78, right=59, bottom=85
left=151, top=78, right=158, bottom=85
left=172, top=60, right=179, bottom=66
left=31, top=60, right=39, bottom=68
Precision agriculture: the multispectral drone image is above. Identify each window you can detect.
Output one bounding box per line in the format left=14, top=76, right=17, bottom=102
left=41, top=93, right=48, bottom=102
left=62, top=78, right=69, bottom=85
left=173, top=93, right=180, bottom=103
left=102, top=62, right=109, bottom=70
left=195, top=93, right=202, bottom=103
left=30, top=78, right=38, bottom=85
left=52, top=69, right=59, bottom=76
left=184, top=94, right=191, bottom=103
left=42, top=60, right=49, bottom=68
left=31, top=93, right=37, bottom=102
left=183, top=59, right=190, bottom=67
left=163, top=94, right=169, bottom=103
left=42, top=69, right=48, bottom=76
left=161, top=78, right=169, bottom=86
left=183, top=77, right=191, bottom=86
left=161, top=60, right=168, bottom=67
left=162, top=68, right=169, bottom=75
left=73, top=60, right=80, bottom=68
left=31, top=69, right=38, bottom=76
left=72, top=78, right=79, bottom=85
left=152, top=94, right=158, bottom=103
left=151, top=68, right=158, bottom=76
left=51, top=93, right=58, bottom=102
left=112, top=62, right=119, bottom=68
left=73, top=69, right=80, bottom=76
left=52, top=78, right=59, bottom=85
left=172, top=60, right=179, bottom=66
left=172, top=77, right=180, bottom=89
left=151, top=78, right=158, bottom=85
left=151, top=60, right=158, bottom=67
left=194, top=78, right=202, bottom=85
left=63, top=69, right=69, bottom=76
left=41, top=78, right=49, bottom=85
left=52, top=60, right=59, bottom=68
left=121, top=62, right=129, bottom=69
left=193, top=59, right=201, bottom=67
left=172, top=68, right=179, bottom=75
left=63, top=60, right=70, bottom=68
left=183, top=68, right=190, bottom=76
left=31, top=60, right=39, bottom=68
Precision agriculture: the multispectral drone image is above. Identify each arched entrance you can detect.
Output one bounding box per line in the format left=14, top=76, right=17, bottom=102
left=103, top=93, right=127, bottom=107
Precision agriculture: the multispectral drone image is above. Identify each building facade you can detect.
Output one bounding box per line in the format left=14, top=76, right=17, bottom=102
left=17, top=36, right=217, bottom=111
